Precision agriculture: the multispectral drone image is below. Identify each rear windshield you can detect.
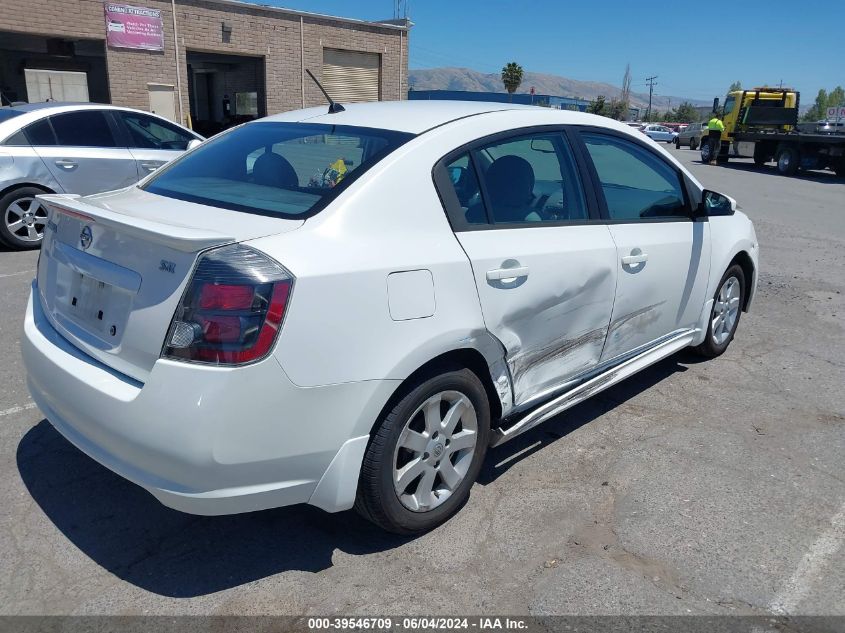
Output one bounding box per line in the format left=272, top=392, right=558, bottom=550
left=143, top=122, right=413, bottom=217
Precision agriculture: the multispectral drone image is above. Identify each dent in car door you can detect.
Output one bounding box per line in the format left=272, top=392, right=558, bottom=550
left=32, top=110, right=139, bottom=196
left=436, top=131, right=617, bottom=407
left=579, top=131, right=711, bottom=362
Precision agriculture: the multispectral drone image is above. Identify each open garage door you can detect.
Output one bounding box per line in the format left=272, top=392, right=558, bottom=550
left=322, top=49, right=380, bottom=103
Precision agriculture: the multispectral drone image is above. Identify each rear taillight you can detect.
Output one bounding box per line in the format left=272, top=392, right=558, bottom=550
left=162, top=245, right=293, bottom=366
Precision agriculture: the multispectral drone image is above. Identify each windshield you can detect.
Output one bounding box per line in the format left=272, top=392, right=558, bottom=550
left=723, top=96, right=736, bottom=116
left=143, top=122, right=413, bottom=218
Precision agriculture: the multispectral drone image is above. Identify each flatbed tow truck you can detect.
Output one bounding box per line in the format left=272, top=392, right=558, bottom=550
left=701, top=87, right=845, bottom=177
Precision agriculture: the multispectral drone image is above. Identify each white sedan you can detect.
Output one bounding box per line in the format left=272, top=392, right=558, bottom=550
left=22, top=101, right=758, bottom=534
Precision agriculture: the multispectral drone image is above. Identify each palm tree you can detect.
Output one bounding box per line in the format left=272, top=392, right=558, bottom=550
left=501, top=62, right=524, bottom=102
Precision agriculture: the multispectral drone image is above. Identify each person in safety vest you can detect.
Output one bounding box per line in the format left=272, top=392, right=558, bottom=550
left=707, top=113, right=725, bottom=165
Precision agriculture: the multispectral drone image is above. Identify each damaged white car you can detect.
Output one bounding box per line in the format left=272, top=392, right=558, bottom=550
left=22, top=101, right=758, bottom=534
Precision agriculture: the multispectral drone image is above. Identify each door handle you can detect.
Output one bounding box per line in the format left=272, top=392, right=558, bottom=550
left=140, top=161, right=165, bottom=172
left=621, top=252, right=648, bottom=265
left=487, top=266, right=530, bottom=281
left=54, top=159, right=78, bottom=171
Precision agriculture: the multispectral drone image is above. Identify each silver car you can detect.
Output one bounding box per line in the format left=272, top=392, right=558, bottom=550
left=641, top=124, right=677, bottom=143
left=0, top=103, right=202, bottom=249
left=676, top=121, right=708, bottom=149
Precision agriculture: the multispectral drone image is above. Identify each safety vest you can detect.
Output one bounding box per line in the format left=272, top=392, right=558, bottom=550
left=708, top=118, right=725, bottom=132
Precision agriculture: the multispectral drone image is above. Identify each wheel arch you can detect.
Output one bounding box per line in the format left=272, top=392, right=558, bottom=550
left=367, top=346, right=508, bottom=442
left=0, top=182, right=55, bottom=200
left=729, top=250, right=755, bottom=312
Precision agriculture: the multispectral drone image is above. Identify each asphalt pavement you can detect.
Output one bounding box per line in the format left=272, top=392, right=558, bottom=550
left=0, top=147, right=843, bottom=617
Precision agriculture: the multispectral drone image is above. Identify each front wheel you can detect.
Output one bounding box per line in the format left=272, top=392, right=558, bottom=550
left=692, top=264, right=746, bottom=358
left=355, top=368, right=491, bottom=534
left=700, top=140, right=714, bottom=162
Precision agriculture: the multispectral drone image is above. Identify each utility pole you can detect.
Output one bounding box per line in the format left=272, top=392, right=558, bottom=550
left=645, top=75, right=658, bottom=121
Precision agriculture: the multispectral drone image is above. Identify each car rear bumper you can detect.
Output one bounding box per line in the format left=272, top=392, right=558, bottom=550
left=22, top=285, right=398, bottom=515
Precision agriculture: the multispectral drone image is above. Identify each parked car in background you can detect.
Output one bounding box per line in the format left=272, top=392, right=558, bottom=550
left=676, top=121, right=708, bottom=149
left=641, top=124, right=678, bottom=143
left=0, top=102, right=202, bottom=249
left=22, top=101, right=758, bottom=534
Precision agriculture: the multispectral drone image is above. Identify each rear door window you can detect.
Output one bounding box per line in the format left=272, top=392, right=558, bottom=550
left=49, top=111, right=117, bottom=147
left=143, top=122, right=413, bottom=217
left=24, top=118, right=57, bottom=146
left=474, top=133, right=588, bottom=224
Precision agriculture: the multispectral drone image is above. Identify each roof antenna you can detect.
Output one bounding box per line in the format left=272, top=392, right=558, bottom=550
left=305, top=68, right=345, bottom=114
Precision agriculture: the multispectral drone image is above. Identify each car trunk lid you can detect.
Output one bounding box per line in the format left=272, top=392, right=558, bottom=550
left=36, top=187, right=303, bottom=383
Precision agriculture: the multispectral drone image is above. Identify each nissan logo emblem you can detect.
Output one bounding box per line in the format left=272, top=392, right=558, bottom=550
left=80, top=225, right=93, bottom=250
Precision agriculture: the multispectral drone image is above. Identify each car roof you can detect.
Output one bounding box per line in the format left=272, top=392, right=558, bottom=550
left=0, top=102, right=201, bottom=139
left=262, top=100, right=549, bottom=134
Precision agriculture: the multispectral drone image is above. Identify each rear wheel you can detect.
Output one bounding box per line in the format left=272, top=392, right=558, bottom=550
left=355, top=367, right=491, bottom=534
left=690, top=137, right=698, bottom=150
left=692, top=264, right=746, bottom=358
left=776, top=144, right=800, bottom=176
left=0, top=187, right=49, bottom=250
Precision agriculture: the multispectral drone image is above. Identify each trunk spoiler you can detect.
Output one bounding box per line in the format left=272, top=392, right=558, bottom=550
left=38, top=194, right=236, bottom=253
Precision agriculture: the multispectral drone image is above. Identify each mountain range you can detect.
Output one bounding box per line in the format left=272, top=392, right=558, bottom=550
left=408, top=67, right=710, bottom=112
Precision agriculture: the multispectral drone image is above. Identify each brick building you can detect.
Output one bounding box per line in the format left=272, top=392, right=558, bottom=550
left=0, top=0, right=410, bottom=134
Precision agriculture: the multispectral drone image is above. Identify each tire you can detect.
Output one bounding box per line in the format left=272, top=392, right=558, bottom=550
left=776, top=144, right=800, bottom=176
left=833, top=160, right=845, bottom=178
left=0, top=186, right=49, bottom=250
left=700, top=140, right=713, bottom=162
left=691, top=264, right=746, bottom=358
left=690, top=137, right=698, bottom=150
left=753, top=144, right=769, bottom=167
left=355, top=367, right=491, bottom=534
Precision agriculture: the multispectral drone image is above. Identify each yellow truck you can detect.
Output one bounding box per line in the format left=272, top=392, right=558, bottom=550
left=702, top=87, right=845, bottom=177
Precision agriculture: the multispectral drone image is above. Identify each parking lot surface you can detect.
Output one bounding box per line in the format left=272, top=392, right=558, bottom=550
left=0, top=147, right=843, bottom=616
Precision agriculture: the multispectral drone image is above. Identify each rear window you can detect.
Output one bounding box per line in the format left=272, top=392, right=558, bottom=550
left=143, top=122, right=413, bottom=218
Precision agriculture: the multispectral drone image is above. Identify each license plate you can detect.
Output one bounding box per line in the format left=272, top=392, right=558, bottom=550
left=66, top=272, right=115, bottom=333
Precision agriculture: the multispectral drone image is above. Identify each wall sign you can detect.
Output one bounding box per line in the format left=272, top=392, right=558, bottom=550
left=104, top=3, right=164, bottom=51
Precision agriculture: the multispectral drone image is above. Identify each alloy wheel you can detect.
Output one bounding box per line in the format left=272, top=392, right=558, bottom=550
left=712, top=275, right=741, bottom=345
left=392, top=390, right=478, bottom=512
left=5, top=197, right=47, bottom=243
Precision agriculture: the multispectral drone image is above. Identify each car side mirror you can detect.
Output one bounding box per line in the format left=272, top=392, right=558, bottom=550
left=187, top=138, right=203, bottom=150
left=697, top=189, right=736, bottom=217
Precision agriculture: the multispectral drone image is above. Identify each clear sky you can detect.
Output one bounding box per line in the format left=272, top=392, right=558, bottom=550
left=264, top=0, right=842, bottom=102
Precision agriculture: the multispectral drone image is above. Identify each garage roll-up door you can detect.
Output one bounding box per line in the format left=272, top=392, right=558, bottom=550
left=322, top=49, right=380, bottom=103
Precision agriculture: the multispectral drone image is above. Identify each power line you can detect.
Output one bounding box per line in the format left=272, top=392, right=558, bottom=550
left=645, top=75, right=658, bottom=121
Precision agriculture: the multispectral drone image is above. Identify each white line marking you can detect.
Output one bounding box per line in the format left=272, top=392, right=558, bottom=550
left=769, top=501, right=845, bottom=615
left=0, top=402, right=38, bottom=418
left=0, top=269, right=35, bottom=279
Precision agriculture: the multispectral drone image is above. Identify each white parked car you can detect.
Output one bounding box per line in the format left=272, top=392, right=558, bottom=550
left=641, top=124, right=678, bottom=143
left=22, top=101, right=758, bottom=534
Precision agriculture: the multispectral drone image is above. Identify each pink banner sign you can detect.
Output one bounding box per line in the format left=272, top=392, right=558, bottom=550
left=104, top=3, right=164, bottom=51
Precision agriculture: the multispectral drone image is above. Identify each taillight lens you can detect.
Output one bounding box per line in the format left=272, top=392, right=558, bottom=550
left=162, top=245, right=293, bottom=366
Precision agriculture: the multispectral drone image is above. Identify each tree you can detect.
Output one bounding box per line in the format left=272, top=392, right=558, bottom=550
left=501, top=62, right=524, bottom=101
left=803, top=88, right=830, bottom=121
left=674, top=101, right=699, bottom=123
left=588, top=95, right=607, bottom=115
left=608, top=98, right=626, bottom=120
left=728, top=81, right=742, bottom=92
left=619, top=63, right=632, bottom=121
